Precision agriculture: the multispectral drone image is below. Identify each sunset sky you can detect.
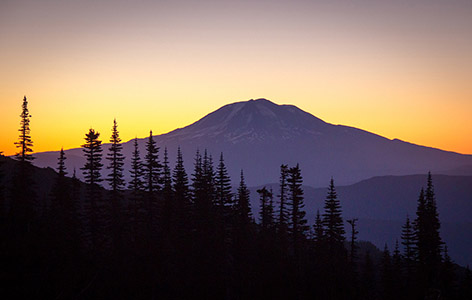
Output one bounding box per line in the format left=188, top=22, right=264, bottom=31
left=1, top=0, right=471, bottom=156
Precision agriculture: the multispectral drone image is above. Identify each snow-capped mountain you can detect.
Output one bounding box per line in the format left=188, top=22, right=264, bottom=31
left=33, top=98, right=472, bottom=187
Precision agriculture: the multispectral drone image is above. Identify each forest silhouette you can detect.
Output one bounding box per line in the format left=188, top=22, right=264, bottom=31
left=0, top=96, right=471, bottom=299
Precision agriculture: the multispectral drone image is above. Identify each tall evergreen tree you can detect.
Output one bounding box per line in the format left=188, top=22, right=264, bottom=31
left=235, top=170, right=252, bottom=231
left=215, top=153, right=233, bottom=210
left=172, top=147, right=190, bottom=239
left=322, top=178, right=345, bottom=251
left=401, top=215, right=415, bottom=279
left=106, top=119, right=125, bottom=250
left=10, top=95, right=36, bottom=234
left=128, top=138, right=144, bottom=240
left=15, top=96, right=34, bottom=163
left=277, top=164, right=289, bottom=234
left=257, top=187, right=274, bottom=231
left=161, top=147, right=173, bottom=234
left=81, top=128, right=103, bottom=248
left=143, top=130, right=161, bottom=235
left=415, top=173, right=443, bottom=293
left=381, top=244, right=394, bottom=300
left=106, top=119, right=125, bottom=193
left=287, top=164, right=308, bottom=255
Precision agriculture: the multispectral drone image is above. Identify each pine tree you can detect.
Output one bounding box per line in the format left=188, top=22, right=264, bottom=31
left=277, top=164, right=289, bottom=234
left=10, top=96, right=36, bottom=234
left=161, top=147, right=173, bottom=234
left=401, top=215, right=415, bottom=279
left=257, top=187, right=274, bottom=231
left=128, top=138, right=144, bottom=240
left=235, top=170, right=252, bottom=231
left=424, top=172, right=442, bottom=264
left=15, top=96, right=34, bottom=163
left=106, top=119, right=125, bottom=251
left=143, top=130, right=161, bottom=235
left=172, top=147, right=191, bottom=240
left=415, top=173, right=443, bottom=292
left=106, top=119, right=125, bottom=193
left=287, top=164, right=308, bottom=256
left=215, top=153, right=233, bottom=210
left=81, top=128, right=103, bottom=248
left=322, top=178, right=345, bottom=251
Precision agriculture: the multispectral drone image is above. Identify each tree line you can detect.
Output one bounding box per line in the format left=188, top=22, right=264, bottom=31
left=1, top=96, right=471, bottom=299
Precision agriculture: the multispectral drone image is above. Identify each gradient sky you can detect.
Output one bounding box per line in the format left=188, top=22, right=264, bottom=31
left=1, top=0, right=471, bottom=156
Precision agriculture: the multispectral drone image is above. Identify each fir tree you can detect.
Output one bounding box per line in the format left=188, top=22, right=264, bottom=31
left=235, top=170, right=252, bottom=230
left=106, top=119, right=125, bottom=193
left=322, top=178, right=345, bottom=251
left=106, top=119, right=125, bottom=250
left=10, top=96, right=36, bottom=234
left=143, top=130, right=161, bottom=234
left=81, top=128, right=103, bottom=248
left=172, top=147, right=191, bottom=240
left=401, top=215, right=415, bottom=280
left=415, top=173, right=443, bottom=292
left=215, top=153, right=233, bottom=209
left=277, top=164, right=289, bottom=234
left=257, top=187, right=274, bottom=231
left=15, top=96, right=34, bottom=163
left=128, top=138, right=144, bottom=239
left=161, top=147, right=173, bottom=233
left=287, top=164, right=308, bottom=255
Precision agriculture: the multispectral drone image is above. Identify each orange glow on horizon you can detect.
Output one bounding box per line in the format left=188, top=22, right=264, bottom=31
left=1, top=0, right=471, bottom=156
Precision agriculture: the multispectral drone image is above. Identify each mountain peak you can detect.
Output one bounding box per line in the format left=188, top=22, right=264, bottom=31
left=167, top=99, right=328, bottom=143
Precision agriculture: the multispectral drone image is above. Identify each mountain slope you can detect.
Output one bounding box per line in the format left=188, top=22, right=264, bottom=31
left=33, top=98, right=472, bottom=187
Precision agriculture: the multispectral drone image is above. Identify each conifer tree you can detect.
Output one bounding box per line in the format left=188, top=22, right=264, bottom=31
left=257, top=187, right=274, bottom=231
left=161, top=147, right=173, bottom=233
left=15, top=96, right=34, bottom=163
left=143, top=130, right=161, bottom=233
left=106, top=119, right=125, bottom=194
left=287, top=164, right=308, bottom=255
left=401, top=215, right=415, bottom=278
left=440, top=245, right=455, bottom=299
left=128, top=138, right=144, bottom=238
left=322, top=178, right=345, bottom=251
left=106, top=119, right=125, bottom=250
left=235, top=170, right=252, bottom=230
left=172, top=147, right=190, bottom=239
left=10, top=96, right=36, bottom=234
left=81, top=128, right=103, bottom=248
left=414, top=173, right=443, bottom=292
left=277, top=164, right=289, bottom=233
left=215, top=153, right=233, bottom=209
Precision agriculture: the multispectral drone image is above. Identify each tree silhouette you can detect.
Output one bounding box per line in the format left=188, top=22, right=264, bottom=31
left=287, top=164, right=308, bottom=256
left=106, top=119, right=125, bottom=251
left=322, top=178, right=345, bottom=251
left=128, top=137, right=144, bottom=241
left=143, top=130, right=161, bottom=237
left=15, top=96, right=34, bottom=163
left=81, top=128, right=103, bottom=248
left=9, top=96, right=36, bottom=234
